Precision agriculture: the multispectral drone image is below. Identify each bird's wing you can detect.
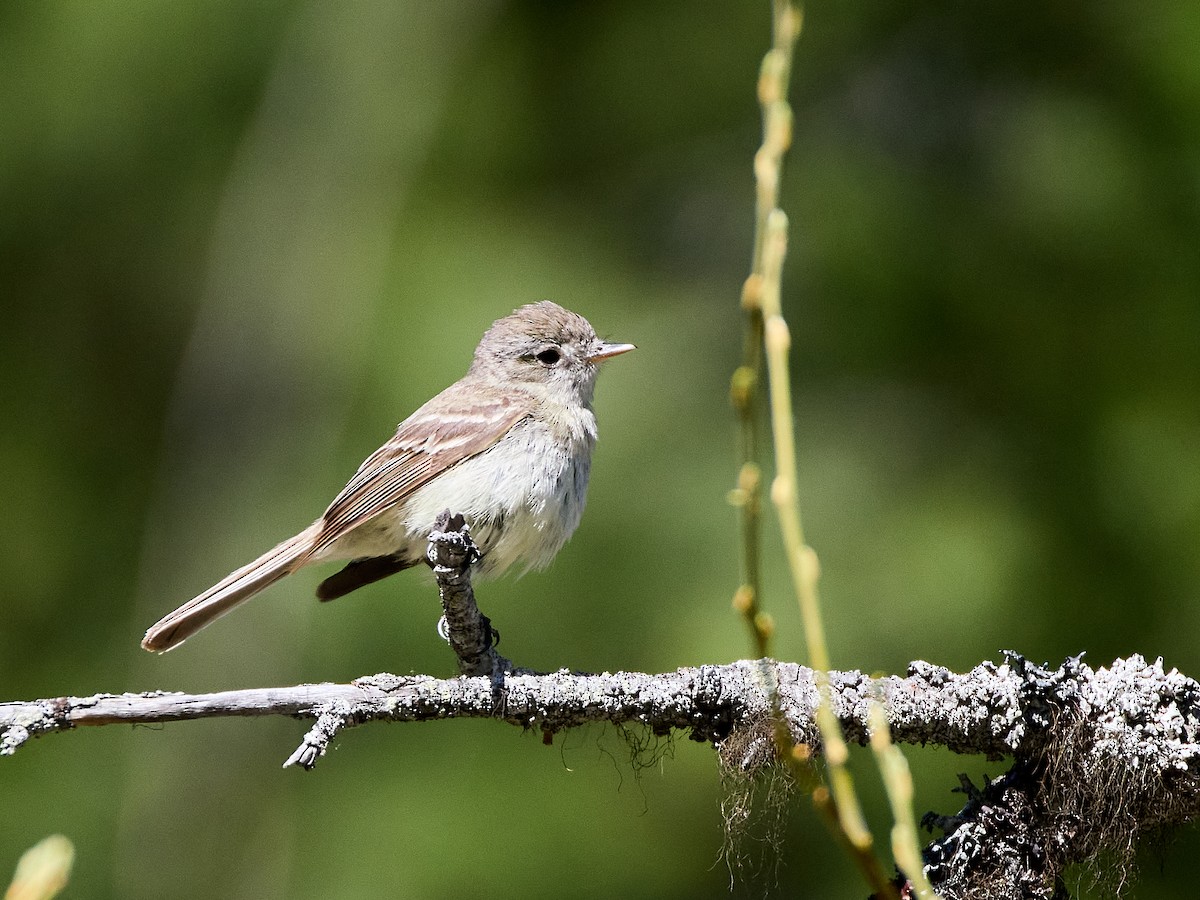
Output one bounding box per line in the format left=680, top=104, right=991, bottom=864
left=311, top=381, right=533, bottom=555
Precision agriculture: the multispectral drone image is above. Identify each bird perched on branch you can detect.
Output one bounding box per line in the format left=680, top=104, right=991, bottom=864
left=142, top=301, right=634, bottom=653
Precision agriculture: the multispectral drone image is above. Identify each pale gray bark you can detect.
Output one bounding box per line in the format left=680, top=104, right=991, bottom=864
left=4, top=524, right=1198, bottom=897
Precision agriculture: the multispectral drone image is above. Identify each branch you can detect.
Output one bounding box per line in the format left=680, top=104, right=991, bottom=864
left=4, top=652, right=1200, bottom=893
left=0, top=654, right=1193, bottom=776
left=426, top=510, right=519, bottom=678
left=5, top=520, right=1200, bottom=895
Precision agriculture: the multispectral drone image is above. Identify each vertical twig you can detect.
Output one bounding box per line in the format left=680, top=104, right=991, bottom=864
left=747, top=2, right=900, bottom=896
left=427, top=511, right=514, bottom=678
left=869, top=703, right=943, bottom=899
left=731, top=0, right=805, bottom=658
left=759, top=208, right=896, bottom=897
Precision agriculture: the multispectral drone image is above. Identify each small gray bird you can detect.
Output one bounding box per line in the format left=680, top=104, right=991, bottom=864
left=142, top=301, right=634, bottom=652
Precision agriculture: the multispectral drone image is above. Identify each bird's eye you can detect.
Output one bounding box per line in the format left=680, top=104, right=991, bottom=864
left=535, top=348, right=561, bottom=366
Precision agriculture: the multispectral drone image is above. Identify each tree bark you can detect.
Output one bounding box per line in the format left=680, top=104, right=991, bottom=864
left=4, top=523, right=1198, bottom=898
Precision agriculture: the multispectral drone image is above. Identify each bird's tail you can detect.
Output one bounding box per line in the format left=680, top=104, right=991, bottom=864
left=141, top=523, right=320, bottom=653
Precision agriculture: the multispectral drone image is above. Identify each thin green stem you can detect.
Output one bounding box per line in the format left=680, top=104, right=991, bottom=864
left=749, top=4, right=899, bottom=898
left=731, top=0, right=804, bottom=658
left=760, top=211, right=891, bottom=897
left=813, top=784, right=903, bottom=900
left=869, top=703, right=944, bottom=899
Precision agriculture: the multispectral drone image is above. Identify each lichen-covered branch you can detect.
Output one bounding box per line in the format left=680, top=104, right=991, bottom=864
left=5, top=517, right=1198, bottom=895
left=426, top=510, right=517, bottom=678
left=916, top=655, right=1200, bottom=899
left=4, top=652, right=1200, bottom=892
left=0, top=654, right=1193, bottom=776
left=0, top=665, right=762, bottom=765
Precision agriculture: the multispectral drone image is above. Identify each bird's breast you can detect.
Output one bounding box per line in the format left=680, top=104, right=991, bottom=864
left=396, top=409, right=598, bottom=576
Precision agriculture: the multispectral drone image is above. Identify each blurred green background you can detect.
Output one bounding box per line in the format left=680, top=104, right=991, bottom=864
left=2, top=1, right=1198, bottom=897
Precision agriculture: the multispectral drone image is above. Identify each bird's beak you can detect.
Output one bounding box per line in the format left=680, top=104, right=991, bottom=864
left=588, top=341, right=636, bottom=362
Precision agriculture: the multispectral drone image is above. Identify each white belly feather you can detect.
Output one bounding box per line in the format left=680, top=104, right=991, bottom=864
left=326, top=409, right=597, bottom=576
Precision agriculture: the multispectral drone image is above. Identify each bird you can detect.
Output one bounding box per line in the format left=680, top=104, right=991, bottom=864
left=141, top=301, right=634, bottom=652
